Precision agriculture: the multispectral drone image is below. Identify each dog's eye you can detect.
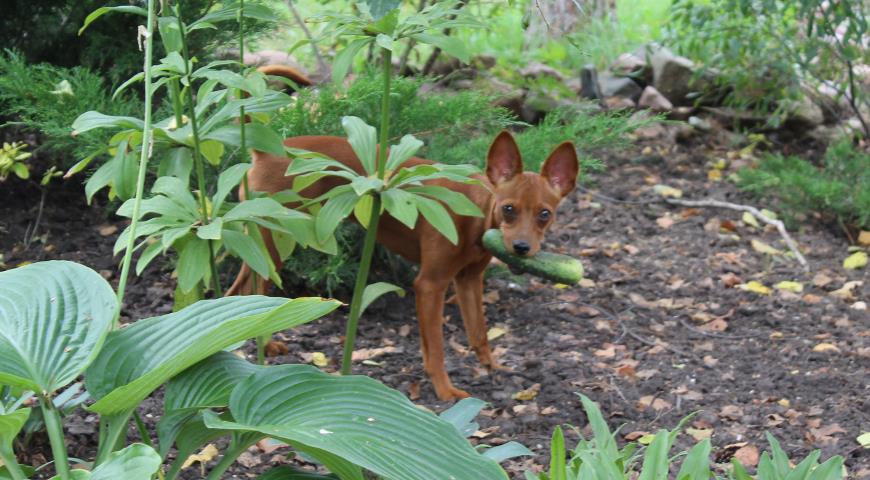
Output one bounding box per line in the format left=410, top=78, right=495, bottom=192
left=502, top=204, right=515, bottom=216
left=539, top=209, right=551, bottom=221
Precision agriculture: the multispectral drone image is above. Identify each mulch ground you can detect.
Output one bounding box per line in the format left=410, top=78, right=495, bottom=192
left=2, top=126, right=867, bottom=479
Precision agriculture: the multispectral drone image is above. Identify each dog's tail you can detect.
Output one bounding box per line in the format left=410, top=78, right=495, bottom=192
left=256, top=64, right=313, bottom=91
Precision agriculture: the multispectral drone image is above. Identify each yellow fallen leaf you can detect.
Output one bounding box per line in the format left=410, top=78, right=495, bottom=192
left=638, top=434, right=657, bottom=445
left=752, top=239, right=781, bottom=256
left=687, top=428, right=713, bottom=441
left=708, top=169, right=722, bottom=181
left=653, top=184, right=683, bottom=198
left=712, top=158, right=727, bottom=170
left=760, top=209, right=778, bottom=220
left=743, top=212, right=760, bottom=228
left=311, top=352, right=328, bottom=367
left=774, top=281, right=804, bottom=293
left=512, top=383, right=541, bottom=401
left=737, top=281, right=771, bottom=295
left=777, top=399, right=791, bottom=408
left=831, top=280, right=863, bottom=299
left=487, top=326, right=507, bottom=341
left=858, top=432, right=870, bottom=448
left=553, top=283, right=569, bottom=289
left=859, top=231, right=870, bottom=246
left=182, top=444, right=219, bottom=471
left=843, top=251, right=868, bottom=270
left=812, top=343, right=841, bottom=354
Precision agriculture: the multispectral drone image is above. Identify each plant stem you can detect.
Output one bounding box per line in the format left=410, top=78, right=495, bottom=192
left=133, top=410, right=153, bottom=448
left=204, top=437, right=253, bottom=480
left=340, top=48, right=393, bottom=375
left=340, top=197, right=382, bottom=375
left=115, top=0, right=157, bottom=326
left=40, top=397, right=70, bottom=480
left=95, top=411, right=132, bottom=466
left=0, top=443, right=27, bottom=480
left=177, top=8, right=223, bottom=297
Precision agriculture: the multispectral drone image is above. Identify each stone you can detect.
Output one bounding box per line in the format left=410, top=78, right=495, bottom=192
left=650, top=47, right=696, bottom=105
left=604, top=96, right=636, bottom=110
left=579, top=64, right=602, bottom=100
left=637, top=86, right=673, bottom=111
left=688, top=116, right=713, bottom=132
left=611, top=53, right=652, bottom=84
left=599, top=71, right=643, bottom=101
left=783, top=94, right=824, bottom=130
left=669, top=106, right=695, bottom=121
left=519, top=61, right=564, bottom=81
left=472, top=75, right=526, bottom=118
left=521, top=89, right=559, bottom=124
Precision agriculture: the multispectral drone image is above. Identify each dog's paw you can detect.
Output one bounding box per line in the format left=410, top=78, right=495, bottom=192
left=436, top=385, right=471, bottom=401
left=486, top=361, right=514, bottom=373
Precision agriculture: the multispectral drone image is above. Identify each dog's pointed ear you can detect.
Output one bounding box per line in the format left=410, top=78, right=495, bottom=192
left=541, top=142, right=579, bottom=197
left=486, top=131, right=523, bottom=185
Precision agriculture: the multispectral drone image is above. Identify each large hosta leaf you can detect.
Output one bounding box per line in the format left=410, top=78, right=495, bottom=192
left=50, top=444, right=160, bottom=480
left=85, top=296, right=340, bottom=415
left=0, top=261, right=115, bottom=392
left=204, top=365, right=508, bottom=480
left=258, top=466, right=338, bottom=479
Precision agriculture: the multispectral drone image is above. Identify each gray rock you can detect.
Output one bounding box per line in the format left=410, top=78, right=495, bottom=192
left=599, top=71, right=643, bottom=101
left=651, top=47, right=696, bottom=104
left=604, top=96, right=636, bottom=110
left=519, top=61, right=564, bottom=81
left=611, top=53, right=652, bottom=84
left=688, top=115, right=713, bottom=131
left=638, top=86, right=673, bottom=111
left=521, top=89, right=559, bottom=123
left=783, top=94, right=824, bottom=130
left=579, top=64, right=602, bottom=100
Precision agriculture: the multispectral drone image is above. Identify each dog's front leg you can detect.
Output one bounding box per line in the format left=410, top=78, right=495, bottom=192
left=414, top=273, right=470, bottom=401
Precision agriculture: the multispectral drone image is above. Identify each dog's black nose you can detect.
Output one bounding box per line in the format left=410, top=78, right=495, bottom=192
left=512, top=240, right=530, bottom=256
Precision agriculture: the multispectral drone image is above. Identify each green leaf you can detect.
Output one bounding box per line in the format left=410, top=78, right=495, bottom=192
left=360, top=282, right=405, bottom=317
left=350, top=176, right=384, bottom=196
left=637, top=430, right=669, bottom=480
left=353, top=194, right=374, bottom=228
left=375, top=33, right=394, bottom=51
left=0, top=408, right=30, bottom=446
left=11, top=162, right=29, bottom=180
left=676, top=439, right=711, bottom=480
left=204, top=365, right=509, bottom=480
left=223, top=197, right=297, bottom=223
left=176, top=238, right=211, bottom=293
left=85, top=296, right=341, bottom=416
left=407, top=186, right=483, bottom=217
left=79, top=6, right=147, bottom=35
left=213, top=163, right=251, bottom=214
left=410, top=33, right=470, bottom=63
left=332, top=38, right=373, bottom=83
left=51, top=444, right=161, bottom=480
left=386, top=135, right=423, bottom=172
left=197, top=218, right=224, bottom=240
left=0, top=261, right=115, bottom=393
left=315, top=190, right=359, bottom=244
left=157, top=16, right=183, bottom=53
left=548, top=426, right=566, bottom=480
left=72, top=111, right=144, bottom=135
left=367, top=0, right=402, bottom=20
left=135, top=240, right=164, bottom=275
left=158, top=352, right=263, bottom=456
left=204, top=124, right=285, bottom=157
left=808, top=456, right=844, bottom=480
left=415, top=196, right=458, bottom=244
left=341, top=116, right=378, bottom=175
left=222, top=229, right=273, bottom=280
left=258, top=466, right=338, bottom=479
left=577, top=394, right=618, bottom=460
left=439, top=397, right=485, bottom=437
left=200, top=139, right=225, bottom=166
left=482, top=442, right=534, bottom=463
left=382, top=189, right=419, bottom=229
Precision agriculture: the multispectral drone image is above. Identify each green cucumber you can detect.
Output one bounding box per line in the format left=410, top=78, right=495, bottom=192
left=482, top=229, right=584, bottom=284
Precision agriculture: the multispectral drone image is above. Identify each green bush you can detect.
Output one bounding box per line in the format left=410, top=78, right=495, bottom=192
left=737, top=140, right=870, bottom=230
left=0, top=50, right=143, bottom=166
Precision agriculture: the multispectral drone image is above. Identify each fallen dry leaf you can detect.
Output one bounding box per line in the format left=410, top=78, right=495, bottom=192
left=256, top=438, right=289, bottom=454
left=310, top=352, right=328, bottom=367
left=97, top=224, right=118, bottom=236
left=352, top=346, right=401, bottom=362
left=720, top=272, right=742, bottom=288
left=637, top=395, right=672, bottom=412
left=687, top=428, right=713, bottom=441
left=487, top=326, right=508, bottom=341
left=624, top=431, right=651, bottom=441
left=813, top=272, right=834, bottom=287
left=830, top=280, right=863, bottom=300
left=843, top=251, right=868, bottom=270
left=719, top=405, right=744, bottom=421
left=737, top=281, right=771, bottom=295
left=858, top=231, right=870, bottom=246
left=656, top=215, right=675, bottom=229
left=483, top=290, right=500, bottom=304
left=398, top=324, right=411, bottom=337
left=774, top=281, right=804, bottom=293
left=236, top=451, right=261, bottom=468
left=653, top=184, right=683, bottom=198
left=512, top=383, right=541, bottom=401
left=733, top=444, right=760, bottom=467
left=812, top=343, right=841, bottom=354
left=182, top=444, right=219, bottom=471
left=264, top=341, right=288, bottom=357
left=700, top=318, right=728, bottom=332
left=751, top=239, right=781, bottom=256
left=742, top=212, right=760, bottom=228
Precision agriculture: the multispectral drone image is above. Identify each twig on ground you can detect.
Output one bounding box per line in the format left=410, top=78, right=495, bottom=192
left=664, top=197, right=810, bottom=272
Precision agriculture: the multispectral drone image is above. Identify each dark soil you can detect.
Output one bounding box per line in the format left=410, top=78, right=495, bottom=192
left=2, top=128, right=868, bottom=479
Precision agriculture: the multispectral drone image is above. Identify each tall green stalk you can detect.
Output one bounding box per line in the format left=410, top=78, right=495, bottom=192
left=340, top=48, right=392, bottom=375
left=114, top=0, right=157, bottom=326
left=0, top=442, right=27, bottom=480
left=41, top=398, right=70, bottom=480
left=176, top=8, right=223, bottom=297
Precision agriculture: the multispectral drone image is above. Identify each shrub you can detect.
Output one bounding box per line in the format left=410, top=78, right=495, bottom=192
left=736, top=140, right=870, bottom=231
left=0, top=50, right=144, bottom=166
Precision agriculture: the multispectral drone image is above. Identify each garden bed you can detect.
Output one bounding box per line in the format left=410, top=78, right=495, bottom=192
left=1, top=136, right=867, bottom=478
